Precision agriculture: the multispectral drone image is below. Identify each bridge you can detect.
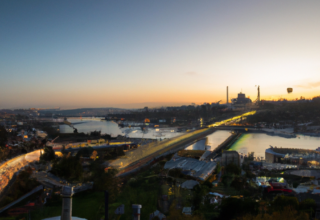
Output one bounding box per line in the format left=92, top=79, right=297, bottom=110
left=112, top=111, right=257, bottom=176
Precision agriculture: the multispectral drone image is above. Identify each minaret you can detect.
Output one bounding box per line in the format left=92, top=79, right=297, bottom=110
left=226, top=86, right=229, bottom=105
left=61, top=186, right=74, bottom=220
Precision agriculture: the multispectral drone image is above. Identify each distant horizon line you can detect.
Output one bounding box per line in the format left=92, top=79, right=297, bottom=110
left=1, top=96, right=318, bottom=111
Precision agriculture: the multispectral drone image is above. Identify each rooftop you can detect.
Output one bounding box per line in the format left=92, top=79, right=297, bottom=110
left=164, top=156, right=216, bottom=181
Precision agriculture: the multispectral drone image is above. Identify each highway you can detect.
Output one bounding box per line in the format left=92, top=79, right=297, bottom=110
left=113, top=111, right=256, bottom=175
left=207, top=111, right=256, bottom=127
left=0, top=150, right=42, bottom=194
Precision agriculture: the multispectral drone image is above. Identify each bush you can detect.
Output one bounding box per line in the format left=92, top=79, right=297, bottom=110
left=299, top=198, right=315, bottom=214
left=271, top=195, right=299, bottom=212
left=230, top=177, right=245, bottom=190
left=225, top=163, right=241, bottom=175
left=222, top=173, right=235, bottom=187
left=219, top=197, right=259, bottom=219
left=202, top=180, right=213, bottom=189
left=293, top=181, right=299, bottom=188
left=215, top=162, right=221, bottom=173
left=51, top=154, right=83, bottom=181
left=0, top=167, right=39, bottom=207
left=246, top=171, right=256, bottom=179
left=40, top=146, right=55, bottom=162
left=76, top=147, right=94, bottom=158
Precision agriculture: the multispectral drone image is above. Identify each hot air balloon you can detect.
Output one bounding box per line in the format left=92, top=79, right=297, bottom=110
left=287, top=88, right=293, bottom=94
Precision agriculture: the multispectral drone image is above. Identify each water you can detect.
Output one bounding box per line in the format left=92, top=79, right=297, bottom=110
left=59, top=117, right=184, bottom=140
left=229, top=133, right=320, bottom=157
left=59, top=117, right=122, bottom=135
left=185, top=130, right=232, bottom=151
left=206, top=130, right=233, bottom=150
left=185, top=138, right=207, bottom=150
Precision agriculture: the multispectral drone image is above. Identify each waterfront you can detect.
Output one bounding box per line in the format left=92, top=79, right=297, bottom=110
left=185, top=130, right=232, bottom=151
left=59, top=117, right=184, bottom=140
left=59, top=117, right=122, bottom=135
left=228, top=133, right=320, bottom=157
left=59, top=118, right=320, bottom=158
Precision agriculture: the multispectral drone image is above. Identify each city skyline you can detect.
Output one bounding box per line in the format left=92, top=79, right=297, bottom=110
left=1, top=0, right=320, bottom=109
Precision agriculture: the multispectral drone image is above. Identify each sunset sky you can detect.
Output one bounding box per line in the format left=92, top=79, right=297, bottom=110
left=1, top=0, right=320, bottom=109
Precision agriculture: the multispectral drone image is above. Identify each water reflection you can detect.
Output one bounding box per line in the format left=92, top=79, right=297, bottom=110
left=229, top=133, right=320, bottom=157
left=59, top=117, right=183, bottom=140
left=185, top=130, right=232, bottom=151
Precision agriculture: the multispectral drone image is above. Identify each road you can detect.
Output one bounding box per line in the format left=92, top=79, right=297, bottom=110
left=0, top=150, right=42, bottom=194
left=113, top=111, right=256, bottom=175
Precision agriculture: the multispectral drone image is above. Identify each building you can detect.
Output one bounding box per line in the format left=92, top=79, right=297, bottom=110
left=149, top=210, right=166, bottom=220
left=265, top=147, right=320, bottom=165
left=231, top=92, right=252, bottom=110
left=221, top=151, right=240, bottom=167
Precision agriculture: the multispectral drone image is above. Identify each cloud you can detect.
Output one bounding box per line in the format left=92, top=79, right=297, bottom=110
left=184, top=71, right=198, bottom=76
left=295, top=81, right=320, bottom=89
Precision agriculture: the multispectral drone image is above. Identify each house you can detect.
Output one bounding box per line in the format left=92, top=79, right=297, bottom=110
left=182, top=207, right=192, bottom=215
left=149, top=210, right=166, bottom=220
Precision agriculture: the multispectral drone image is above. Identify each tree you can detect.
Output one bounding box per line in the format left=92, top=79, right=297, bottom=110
left=245, top=170, right=256, bottom=179
left=238, top=206, right=309, bottom=220
left=225, top=163, right=241, bottom=175
left=219, top=197, right=259, bottom=219
left=166, top=200, right=204, bottom=220
left=92, top=165, right=119, bottom=202
left=312, top=96, right=320, bottom=102
left=293, top=181, right=299, bottom=188
left=0, top=147, right=10, bottom=162
left=76, top=147, right=94, bottom=158
left=271, top=195, right=299, bottom=212
left=231, top=176, right=246, bottom=190
left=51, top=154, right=83, bottom=181
left=222, top=173, right=235, bottom=187
left=90, top=130, right=101, bottom=137
left=214, top=162, right=221, bottom=173
left=192, top=185, right=210, bottom=210
left=60, top=145, right=66, bottom=154
left=90, top=150, right=98, bottom=161
left=0, top=126, right=8, bottom=147
left=40, top=146, right=55, bottom=162
left=299, top=198, right=315, bottom=216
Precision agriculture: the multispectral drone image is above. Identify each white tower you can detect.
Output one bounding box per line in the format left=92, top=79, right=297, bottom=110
left=227, top=86, right=229, bottom=105
left=61, top=186, right=74, bottom=220
left=132, top=204, right=142, bottom=220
